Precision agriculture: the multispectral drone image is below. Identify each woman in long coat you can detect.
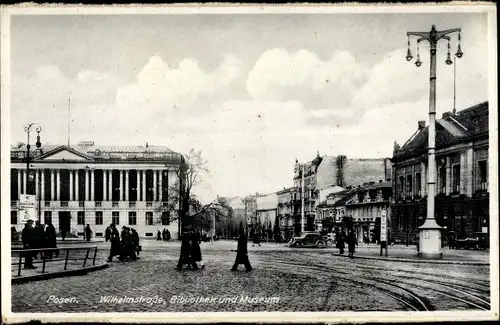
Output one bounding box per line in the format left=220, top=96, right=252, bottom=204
left=191, top=230, right=205, bottom=269
left=107, top=224, right=121, bottom=262
left=44, top=223, right=58, bottom=258
left=231, top=227, right=252, bottom=272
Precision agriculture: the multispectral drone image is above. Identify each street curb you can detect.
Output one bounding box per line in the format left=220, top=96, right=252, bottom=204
left=332, top=254, right=489, bottom=265
left=11, top=263, right=109, bottom=284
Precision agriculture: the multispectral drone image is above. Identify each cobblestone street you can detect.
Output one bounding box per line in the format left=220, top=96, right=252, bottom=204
left=11, top=240, right=490, bottom=312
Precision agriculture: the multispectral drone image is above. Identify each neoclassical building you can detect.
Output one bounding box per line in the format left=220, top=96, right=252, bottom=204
left=10, top=141, right=184, bottom=239
left=391, top=102, right=489, bottom=244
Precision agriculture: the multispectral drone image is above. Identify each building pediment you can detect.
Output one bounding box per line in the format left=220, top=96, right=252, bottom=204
left=34, top=146, right=93, bottom=162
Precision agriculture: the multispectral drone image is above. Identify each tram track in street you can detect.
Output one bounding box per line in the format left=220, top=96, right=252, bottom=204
left=258, top=251, right=489, bottom=311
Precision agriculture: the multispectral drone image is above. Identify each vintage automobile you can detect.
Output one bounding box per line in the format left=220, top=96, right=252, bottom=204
left=321, top=233, right=336, bottom=247
left=455, top=233, right=488, bottom=250
left=289, top=232, right=328, bottom=248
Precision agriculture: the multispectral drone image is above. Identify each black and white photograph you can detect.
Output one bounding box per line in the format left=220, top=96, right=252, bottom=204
left=1, top=4, right=498, bottom=323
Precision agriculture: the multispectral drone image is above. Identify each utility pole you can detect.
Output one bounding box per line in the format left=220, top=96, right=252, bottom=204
left=406, top=25, right=463, bottom=259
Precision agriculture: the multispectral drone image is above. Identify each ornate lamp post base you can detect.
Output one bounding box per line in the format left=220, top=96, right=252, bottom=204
left=419, top=221, right=443, bottom=259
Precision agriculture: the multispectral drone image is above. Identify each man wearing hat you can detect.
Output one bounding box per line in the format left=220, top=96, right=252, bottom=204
left=22, top=219, right=36, bottom=269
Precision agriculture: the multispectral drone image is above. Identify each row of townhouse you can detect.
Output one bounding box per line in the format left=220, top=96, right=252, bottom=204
left=242, top=101, right=490, bottom=244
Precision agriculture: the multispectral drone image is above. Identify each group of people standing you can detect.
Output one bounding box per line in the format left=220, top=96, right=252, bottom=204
left=176, top=226, right=252, bottom=272
left=105, top=223, right=141, bottom=262
left=21, top=219, right=58, bottom=269
left=157, top=228, right=171, bottom=241
left=335, top=229, right=358, bottom=258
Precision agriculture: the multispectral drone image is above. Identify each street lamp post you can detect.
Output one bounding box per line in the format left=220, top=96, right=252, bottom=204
left=406, top=25, right=463, bottom=259
left=24, top=123, right=42, bottom=223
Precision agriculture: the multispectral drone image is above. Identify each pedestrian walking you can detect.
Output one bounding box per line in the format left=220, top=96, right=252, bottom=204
left=166, top=229, right=171, bottom=241
left=107, top=223, right=120, bottom=262
left=192, top=230, right=205, bottom=269
left=157, top=229, right=162, bottom=241
left=44, top=223, right=58, bottom=259
left=336, top=230, right=345, bottom=255
left=22, top=219, right=36, bottom=269
left=346, top=230, right=358, bottom=258
left=176, top=231, right=198, bottom=270
left=119, top=227, right=137, bottom=262
left=105, top=226, right=111, bottom=242
left=131, top=228, right=141, bottom=258
left=416, top=232, right=420, bottom=256
left=33, top=221, right=45, bottom=259
left=85, top=224, right=93, bottom=242
left=231, top=227, right=252, bottom=272
left=162, top=229, right=166, bottom=241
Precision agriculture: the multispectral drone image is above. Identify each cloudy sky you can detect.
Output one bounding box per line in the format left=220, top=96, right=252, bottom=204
left=9, top=10, right=490, bottom=202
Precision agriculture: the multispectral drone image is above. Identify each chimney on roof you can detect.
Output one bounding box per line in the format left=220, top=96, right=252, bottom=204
left=442, top=111, right=453, bottom=119
left=146, top=142, right=149, bottom=148
left=418, top=121, right=426, bottom=130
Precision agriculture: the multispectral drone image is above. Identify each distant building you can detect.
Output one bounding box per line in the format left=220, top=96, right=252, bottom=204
left=391, top=102, right=489, bottom=244
left=10, top=142, right=183, bottom=239
left=276, top=187, right=294, bottom=240
left=292, top=152, right=392, bottom=235
left=255, top=192, right=278, bottom=233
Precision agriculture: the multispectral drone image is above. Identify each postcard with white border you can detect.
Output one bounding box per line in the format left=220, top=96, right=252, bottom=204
left=1, top=3, right=498, bottom=324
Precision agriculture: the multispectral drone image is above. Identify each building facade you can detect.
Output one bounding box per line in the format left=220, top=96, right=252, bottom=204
left=276, top=187, right=294, bottom=240
left=391, top=102, right=489, bottom=245
left=10, top=142, right=184, bottom=239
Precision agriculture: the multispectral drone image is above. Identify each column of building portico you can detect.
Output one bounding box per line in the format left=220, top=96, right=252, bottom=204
left=103, top=169, right=107, bottom=201
left=85, top=169, right=89, bottom=201
left=69, top=169, right=74, bottom=201
left=459, top=151, right=466, bottom=194
left=75, top=169, right=79, bottom=201
left=125, top=170, right=129, bottom=201
left=90, top=169, right=95, bottom=201
left=108, top=169, right=113, bottom=201
left=41, top=169, right=45, bottom=201
left=158, top=169, right=163, bottom=201
left=23, top=170, right=27, bottom=195
left=119, top=170, right=124, bottom=201
left=142, top=170, right=146, bottom=201
left=445, top=157, right=452, bottom=195
left=153, top=170, right=157, bottom=201
left=466, top=149, right=474, bottom=196
left=56, top=169, right=61, bottom=201
left=51, top=170, right=55, bottom=201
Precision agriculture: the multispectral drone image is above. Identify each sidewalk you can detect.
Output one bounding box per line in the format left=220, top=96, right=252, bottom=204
left=333, top=243, right=490, bottom=265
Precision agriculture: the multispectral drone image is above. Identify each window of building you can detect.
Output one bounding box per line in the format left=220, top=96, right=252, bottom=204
left=439, top=167, right=446, bottom=194
left=44, top=201, right=50, bottom=207
left=77, top=211, right=85, bottom=225
left=79, top=201, right=85, bottom=207
left=452, top=164, right=460, bottom=194
left=415, top=173, right=421, bottom=197
left=44, top=211, right=52, bottom=225
left=112, top=201, right=118, bottom=207
left=95, top=211, right=103, bottom=225
left=11, top=211, right=17, bottom=224
left=96, top=201, right=102, bottom=207
left=60, top=201, right=68, bottom=207
left=406, top=174, right=413, bottom=197
left=146, top=202, right=153, bottom=207
left=112, top=211, right=119, bottom=225
left=478, top=160, right=488, bottom=191
left=398, top=176, right=405, bottom=198
left=145, top=212, right=154, bottom=225
left=129, top=202, right=136, bottom=208
left=129, top=212, right=137, bottom=225
left=161, top=211, right=170, bottom=225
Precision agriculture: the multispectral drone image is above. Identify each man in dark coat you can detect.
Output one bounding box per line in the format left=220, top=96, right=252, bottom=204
left=131, top=228, right=140, bottom=258
left=44, top=223, right=58, bottom=259
left=22, top=219, right=36, bottom=269
left=336, top=230, right=345, bottom=255
left=33, top=221, right=45, bottom=259
left=176, top=231, right=198, bottom=270
left=157, top=230, right=162, bottom=241
left=231, top=227, right=252, bottom=272
left=346, top=230, right=358, bottom=258
left=105, top=226, right=111, bottom=242
left=166, top=229, right=171, bottom=241
left=192, top=230, right=205, bottom=269
left=107, top=223, right=121, bottom=262
left=85, top=224, right=92, bottom=242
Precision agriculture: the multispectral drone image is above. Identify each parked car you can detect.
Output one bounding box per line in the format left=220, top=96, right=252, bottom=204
left=321, top=233, right=336, bottom=247
left=289, top=232, right=327, bottom=248
left=455, top=233, right=488, bottom=250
